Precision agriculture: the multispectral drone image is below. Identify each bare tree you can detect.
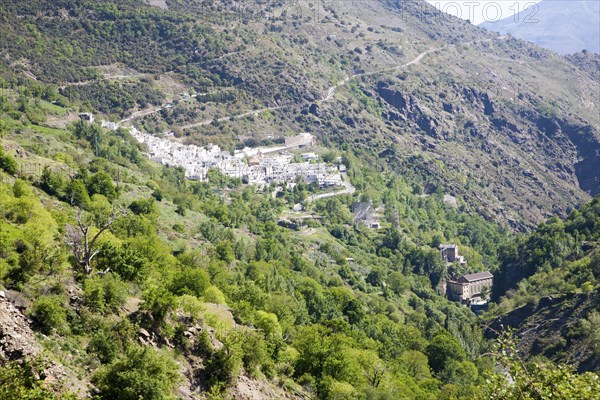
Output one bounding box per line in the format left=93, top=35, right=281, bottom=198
left=65, top=207, right=122, bottom=275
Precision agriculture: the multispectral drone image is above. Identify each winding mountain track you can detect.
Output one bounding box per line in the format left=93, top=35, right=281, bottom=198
left=319, top=44, right=447, bottom=103
left=179, top=105, right=284, bottom=130
left=181, top=43, right=448, bottom=129
left=120, top=38, right=503, bottom=131
left=305, top=175, right=356, bottom=203
left=117, top=105, right=165, bottom=127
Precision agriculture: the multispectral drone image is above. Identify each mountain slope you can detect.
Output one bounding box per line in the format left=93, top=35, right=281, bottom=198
left=1, top=1, right=600, bottom=399
left=480, top=0, right=600, bottom=54
left=0, top=0, right=599, bottom=229
left=485, top=197, right=600, bottom=372
left=485, top=292, right=599, bottom=373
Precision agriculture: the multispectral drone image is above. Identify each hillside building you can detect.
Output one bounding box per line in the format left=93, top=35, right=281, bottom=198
left=440, top=244, right=466, bottom=265
left=79, top=112, right=94, bottom=123
left=352, top=202, right=380, bottom=228
left=447, top=271, right=493, bottom=303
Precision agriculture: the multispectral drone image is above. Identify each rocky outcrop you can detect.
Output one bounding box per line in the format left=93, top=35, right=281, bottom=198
left=0, top=295, right=90, bottom=397
left=559, top=121, right=600, bottom=196
left=485, top=292, right=599, bottom=373
left=377, top=87, right=441, bottom=138
left=0, top=293, right=41, bottom=362
left=566, top=51, right=600, bottom=80
left=462, top=87, right=495, bottom=115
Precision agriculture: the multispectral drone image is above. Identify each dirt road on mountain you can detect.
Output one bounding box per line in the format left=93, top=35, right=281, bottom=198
left=305, top=175, right=356, bottom=203
left=120, top=38, right=504, bottom=132
left=182, top=43, right=448, bottom=129
left=319, top=45, right=447, bottom=102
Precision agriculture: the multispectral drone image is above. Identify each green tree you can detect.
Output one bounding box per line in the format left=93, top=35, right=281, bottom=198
left=426, top=333, right=466, bottom=374
left=93, top=346, right=180, bottom=400
left=65, top=179, right=91, bottom=208
left=65, top=199, right=121, bottom=274
left=87, top=172, right=118, bottom=201
left=399, top=350, right=432, bottom=381
left=171, top=267, right=210, bottom=298
left=12, top=179, right=31, bottom=198
left=216, top=240, right=235, bottom=263
left=440, top=360, right=478, bottom=386
left=255, top=310, right=283, bottom=339
left=387, top=271, right=410, bottom=295
left=39, top=166, right=66, bottom=197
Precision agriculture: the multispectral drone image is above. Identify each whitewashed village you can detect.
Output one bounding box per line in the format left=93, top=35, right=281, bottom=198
left=130, top=129, right=345, bottom=189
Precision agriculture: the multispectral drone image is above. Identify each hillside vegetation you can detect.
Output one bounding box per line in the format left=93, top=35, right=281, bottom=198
left=0, top=79, right=597, bottom=398
left=0, top=0, right=599, bottom=399
left=485, top=198, right=600, bottom=372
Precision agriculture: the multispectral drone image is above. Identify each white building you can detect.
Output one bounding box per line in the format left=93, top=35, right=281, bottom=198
left=131, top=129, right=342, bottom=188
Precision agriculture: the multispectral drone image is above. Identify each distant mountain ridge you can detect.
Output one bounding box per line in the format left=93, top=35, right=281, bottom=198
left=480, top=0, right=600, bottom=54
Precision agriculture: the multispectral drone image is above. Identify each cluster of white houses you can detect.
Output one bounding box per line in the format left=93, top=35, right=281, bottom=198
left=131, top=130, right=343, bottom=188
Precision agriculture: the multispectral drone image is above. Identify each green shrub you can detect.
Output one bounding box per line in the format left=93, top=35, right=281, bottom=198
left=172, top=223, right=185, bottom=233
left=87, top=319, right=136, bottom=364
left=142, top=286, right=176, bottom=326
left=39, top=166, right=66, bottom=197
left=29, top=295, right=69, bottom=335
left=88, top=330, right=120, bottom=364
left=129, top=198, right=157, bottom=216
left=204, top=339, right=243, bottom=389
left=203, top=285, right=227, bottom=305
left=84, top=276, right=106, bottom=313
left=12, top=180, right=31, bottom=198
left=93, top=346, right=180, bottom=400
left=83, top=273, right=127, bottom=314
left=0, top=146, right=18, bottom=175
left=0, top=359, right=77, bottom=400
left=171, top=267, right=211, bottom=298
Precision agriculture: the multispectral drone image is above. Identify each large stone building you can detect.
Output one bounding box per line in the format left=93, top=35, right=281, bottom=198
left=447, top=271, right=493, bottom=303
left=440, top=244, right=466, bottom=265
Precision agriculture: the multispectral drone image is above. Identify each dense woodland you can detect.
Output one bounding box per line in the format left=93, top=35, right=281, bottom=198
left=0, top=0, right=599, bottom=399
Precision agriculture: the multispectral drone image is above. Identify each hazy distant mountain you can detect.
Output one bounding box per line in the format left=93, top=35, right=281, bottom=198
left=480, top=0, right=600, bottom=54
